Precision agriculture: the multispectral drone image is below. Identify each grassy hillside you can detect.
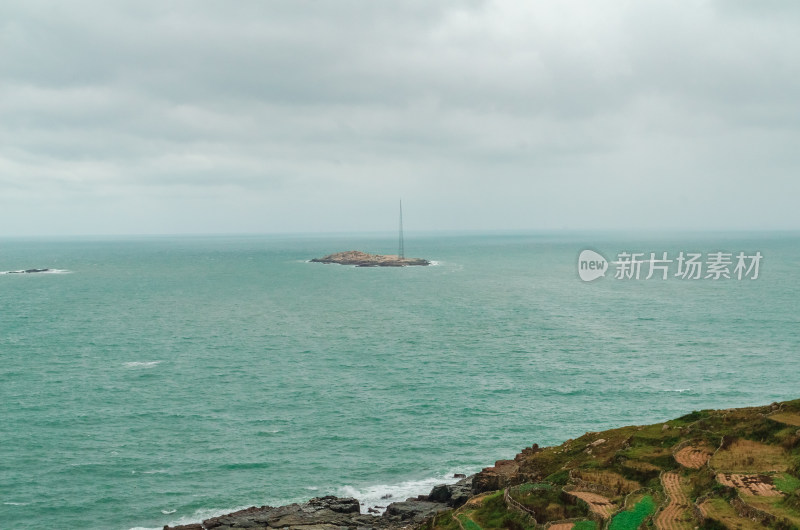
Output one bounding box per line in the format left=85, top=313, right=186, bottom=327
left=422, top=399, right=800, bottom=530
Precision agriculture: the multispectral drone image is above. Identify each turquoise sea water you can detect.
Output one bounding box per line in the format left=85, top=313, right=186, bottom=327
left=1, top=232, right=798, bottom=529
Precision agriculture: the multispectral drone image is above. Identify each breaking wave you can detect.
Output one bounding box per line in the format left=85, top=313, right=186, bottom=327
left=123, top=361, right=163, bottom=368
left=337, top=470, right=470, bottom=514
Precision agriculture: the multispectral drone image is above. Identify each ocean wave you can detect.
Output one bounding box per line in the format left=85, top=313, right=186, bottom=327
left=337, top=470, right=472, bottom=514
left=140, top=504, right=253, bottom=530
left=256, top=429, right=283, bottom=437
left=539, top=387, right=697, bottom=397
left=123, top=361, right=163, bottom=368
left=149, top=470, right=474, bottom=529
left=221, top=462, right=272, bottom=470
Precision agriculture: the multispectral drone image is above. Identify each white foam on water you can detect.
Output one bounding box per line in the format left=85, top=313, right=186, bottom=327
left=139, top=472, right=471, bottom=529
left=161, top=509, right=176, bottom=515
left=4, top=502, right=29, bottom=506
left=337, top=471, right=467, bottom=515
left=428, top=260, right=441, bottom=266
left=142, top=469, right=168, bottom=474
left=123, top=361, right=163, bottom=368
left=149, top=504, right=253, bottom=530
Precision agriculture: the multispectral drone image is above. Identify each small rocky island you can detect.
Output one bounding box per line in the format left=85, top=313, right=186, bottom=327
left=311, top=251, right=429, bottom=267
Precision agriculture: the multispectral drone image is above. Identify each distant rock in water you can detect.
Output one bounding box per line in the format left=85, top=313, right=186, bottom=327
left=311, top=250, right=429, bottom=267
left=6, top=268, right=51, bottom=274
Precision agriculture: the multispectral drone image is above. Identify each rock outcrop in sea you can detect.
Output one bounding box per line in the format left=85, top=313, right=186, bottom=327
left=311, top=250, right=429, bottom=267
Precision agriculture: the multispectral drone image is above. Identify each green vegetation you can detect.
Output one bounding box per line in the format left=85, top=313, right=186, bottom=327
left=510, top=484, right=589, bottom=523
left=544, top=469, right=570, bottom=485
left=572, top=521, right=597, bottom=530
left=740, top=494, right=800, bottom=527
left=687, top=467, right=718, bottom=500
left=573, top=470, right=639, bottom=495
left=421, top=510, right=460, bottom=530
left=607, top=495, right=655, bottom=530
left=470, top=491, right=533, bottom=530
left=702, top=498, right=763, bottom=530
left=618, top=459, right=661, bottom=485
left=677, top=410, right=710, bottom=423
left=457, top=514, right=483, bottom=530
left=512, top=482, right=552, bottom=493
left=768, top=412, right=800, bottom=428
left=711, top=438, right=791, bottom=472
left=775, top=473, right=800, bottom=494
left=617, top=445, right=675, bottom=470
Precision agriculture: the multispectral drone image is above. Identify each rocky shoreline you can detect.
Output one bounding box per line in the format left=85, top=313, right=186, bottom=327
left=162, top=398, right=800, bottom=530
left=165, top=475, right=473, bottom=530
left=310, top=251, right=429, bottom=267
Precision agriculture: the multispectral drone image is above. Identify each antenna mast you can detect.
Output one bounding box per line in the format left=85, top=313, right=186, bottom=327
left=398, top=199, right=405, bottom=259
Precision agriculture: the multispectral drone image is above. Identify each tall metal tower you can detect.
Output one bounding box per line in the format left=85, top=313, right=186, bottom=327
left=398, top=199, right=405, bottom=259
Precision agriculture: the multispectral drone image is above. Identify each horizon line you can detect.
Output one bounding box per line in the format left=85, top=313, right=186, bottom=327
left=1, top=228, right=799, bottom=240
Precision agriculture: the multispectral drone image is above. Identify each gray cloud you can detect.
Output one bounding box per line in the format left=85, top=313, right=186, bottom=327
left=1, top=0, right=798, bottom=235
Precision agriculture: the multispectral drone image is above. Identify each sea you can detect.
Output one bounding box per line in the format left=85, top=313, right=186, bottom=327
left=1, top=232, right=798, bottom=529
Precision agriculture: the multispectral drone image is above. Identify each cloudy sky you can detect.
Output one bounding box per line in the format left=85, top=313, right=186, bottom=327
left=1, top=1, right=799, bottom=236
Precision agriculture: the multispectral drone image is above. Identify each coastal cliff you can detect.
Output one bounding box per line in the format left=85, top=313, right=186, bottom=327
left=311, top=250, right=429, bottom=267
left=165, top=398, right=800, bottom=530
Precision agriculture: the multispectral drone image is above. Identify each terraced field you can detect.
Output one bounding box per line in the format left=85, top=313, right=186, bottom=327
left=711, top=439, right=791, bottom=473
left=768, top=411, right=800, bottom=426
left=716, top=473, right=783, bottom=496
left=742, top=495, right=800, bottom=527
left=654, top=472, right=693, bottom=530
left=673, top=445, right=712, bottom=469
left=567, top=491, right=616, bottom=519
left=573, top=470, right=640, bottom=495
left=698, top=498, right=764, bottom=530
left=424, top=399, right=800, bottom=530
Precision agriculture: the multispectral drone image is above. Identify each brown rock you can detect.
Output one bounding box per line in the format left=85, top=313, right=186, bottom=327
left=310, top=251, right=429, bottom=267
left=472, top=460, right=519, bottom=494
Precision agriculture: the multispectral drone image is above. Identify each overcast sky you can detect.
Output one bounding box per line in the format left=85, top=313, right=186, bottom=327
left=1, top=1, right=799, bottom=236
